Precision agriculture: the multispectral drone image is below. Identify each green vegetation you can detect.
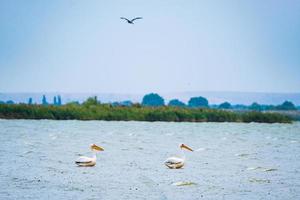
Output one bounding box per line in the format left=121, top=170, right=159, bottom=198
left=240, top=111, right=291, bottom=123
left=0, top=94, right=297, bottom=123
left=247, top=101, right=297, bottom=111
left=42, top=95, right=48, bottom=105
left=0, top=101, right=292, bottom=123
left=142, top=93, right=165, bottom=106
left=188, top=96, right=209, bottom=108
left=219, top=102, right=231, bottom=109
left=249, top=102, right=262, bottom=111
left=168, top=99, right=186, bottom=107
left=276, top=101, right=297, bottom=111
left=28, top=98, right=33, bottom=105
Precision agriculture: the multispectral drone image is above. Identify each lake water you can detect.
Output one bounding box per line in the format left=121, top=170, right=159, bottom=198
left=0, top=120, right=299, bottom=200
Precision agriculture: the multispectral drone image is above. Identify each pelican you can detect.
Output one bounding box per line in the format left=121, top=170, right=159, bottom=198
left=120, top=17, right=143, bottom=24
left=75, top=144, right=104, bottom=167
left=164, top=143, right=193, bottom=169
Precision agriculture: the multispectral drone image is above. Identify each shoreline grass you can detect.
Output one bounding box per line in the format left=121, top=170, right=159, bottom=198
left=0, top=104, right=292, bottom=123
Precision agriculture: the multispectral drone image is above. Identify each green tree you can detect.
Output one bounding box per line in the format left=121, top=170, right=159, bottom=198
left=66, top=101, right=80, bottom=106
left=6, top=100, right=14, bottom=104
left=188, top=96, right=209, bottom=108
left=276, top=101, right=296, bottom=110
left=83, top=96, right=100, bottom=106
left=249, top=102, right=262, bottom=111
left=219, top=102, right=231, bottom=109
left=28, top=98, right=33, bottom=105
left=57, top=95, right=62, bottom=105
left=42, top=95, right=48, bottom=105
left=121, top=100, right=133, bottom=106
left=168, top=99, right=185, bottom=107
left=53, top=96, right=57, bottom=105
left=142, top=93, right=165, bottom=106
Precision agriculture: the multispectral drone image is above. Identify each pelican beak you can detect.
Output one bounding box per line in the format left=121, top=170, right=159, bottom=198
left=181, top=144, right=194, bottom=152
left=91, top=144, right=104, bottom=151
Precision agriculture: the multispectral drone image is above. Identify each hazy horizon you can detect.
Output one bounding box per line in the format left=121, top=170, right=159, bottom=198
left=1, top=0, right=300, bottom=93
left=1, top=91, right=300, bottom=105
left=1, top=90, right=300, bottom=95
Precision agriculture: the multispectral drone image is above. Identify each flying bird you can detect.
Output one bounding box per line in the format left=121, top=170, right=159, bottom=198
left=120, top=17, right=143, bottom=24
left=75, top=144, right=104, bottom=167
left=164, top=143, right=194, bottom=169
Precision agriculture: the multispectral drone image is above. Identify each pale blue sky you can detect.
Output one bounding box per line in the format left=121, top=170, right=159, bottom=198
left=0, top=0, right=299, bottom=93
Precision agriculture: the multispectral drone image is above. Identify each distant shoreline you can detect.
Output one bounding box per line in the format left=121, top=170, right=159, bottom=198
left=1, top=91, right=300, bottom=105
left=0, top=104, right=292, bottom=123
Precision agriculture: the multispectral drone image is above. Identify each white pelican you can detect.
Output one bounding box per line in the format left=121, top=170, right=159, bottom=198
left=75, top=144, right=104, bottom=167
left=164, top=143, right=193, bottom=169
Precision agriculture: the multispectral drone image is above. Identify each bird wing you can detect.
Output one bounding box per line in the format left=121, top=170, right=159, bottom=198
left=120, top=17, right=130, bottom=22
left=131, top=17, right=143, bottom=22
left=75, top=156, right=93, bottom=164
left=164, top=156, right=184, bottom=164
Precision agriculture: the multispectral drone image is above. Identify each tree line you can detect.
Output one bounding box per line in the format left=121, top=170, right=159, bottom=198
left=0, top=95, right=292, bottom=123
left=0, top=93, right=298, bottom=111
left=141, top=93, right=298, bottom=111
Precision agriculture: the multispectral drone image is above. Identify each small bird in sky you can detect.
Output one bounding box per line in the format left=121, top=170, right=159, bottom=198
left=120, top=17, right=143, bottom=24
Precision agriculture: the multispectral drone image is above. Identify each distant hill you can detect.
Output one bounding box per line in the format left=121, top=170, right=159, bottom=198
left=0, top=91, right=299, bottom=105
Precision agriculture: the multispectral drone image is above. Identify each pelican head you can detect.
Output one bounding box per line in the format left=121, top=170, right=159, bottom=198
left=180, top=143, right=194, bottom=152
left=90, top=144, right=104, bottom=152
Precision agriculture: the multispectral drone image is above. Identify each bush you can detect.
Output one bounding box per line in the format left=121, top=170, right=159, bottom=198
left=142, top=93, right=165, bottom=106
left=219, top=102, right=231, bottom=109
left=0, top=98, right=292, bottom=123
left=188, top=96, right=209, bottom=108
left=168, top=99, right=186, bottom=107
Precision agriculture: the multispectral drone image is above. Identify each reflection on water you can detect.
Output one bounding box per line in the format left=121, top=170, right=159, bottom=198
left=0, top=120, right=300, bottom=199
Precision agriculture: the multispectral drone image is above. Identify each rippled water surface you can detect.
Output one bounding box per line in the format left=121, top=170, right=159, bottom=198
left=0, top=120, right=299, bottom=200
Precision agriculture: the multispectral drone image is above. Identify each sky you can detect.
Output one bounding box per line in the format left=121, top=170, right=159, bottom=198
left=0, top=0, right=300, bottom=94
